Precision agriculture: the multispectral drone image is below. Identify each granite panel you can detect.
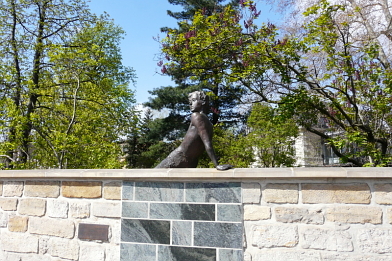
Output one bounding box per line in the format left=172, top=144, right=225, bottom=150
left=217, top=204, right=242, bottom=222
left=121, top=219, right=170, bottom=244
left=150, top=203, right=215, bottom=221
left=122, top=182, right=134, bottom=200
left=194, top=222, right=243, bottom=249
left=120, top=243, right=156, bottom=261
left=219, top=249, right=243, bottom=261
left=135, top=182, right=184, bottom=202
left=172, top=221, right=192, bottom=246
left=186, top=183, right=241, bottom=203
left=158, top=245, right=216, bottom=261
left=122, top=202, right=148, bottom=218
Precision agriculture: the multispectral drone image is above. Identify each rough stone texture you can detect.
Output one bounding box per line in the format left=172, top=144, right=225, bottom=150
left=320, top=253, right=392, bottom=261
left=8, top=215, right=28, bottom=232
left=106, top=244, right=121, bottom=261
left=47, top=200, right=68, bottom=218
left=357, top=228, right=392, bottom=254
left=48, top=237, right=79, bottom=260
left=70, top=201, right=90, bottom=219
left=1, top=232, right=38, bottom=253
left=3, top=181, right=24, bottom=197
left=92, top=201, right=121, bottom=218
left=39, top=236, right=50, bottom=255
left=0, top=211, right=8, bottom=227
left=0, top=198, right=18, bottom=211
left=11, top=254, right=53, bottom=261
left=388, top=208, right=392, bottom=224
left=79, top=243, right=105, bottom=261
left=0, top=181, right=3, bottom=195
left=24, top=181, right=60, bottom=198
left=374, top=183, right=392, bottom=204
left=263, top=183, right=298, bottom=203
left=62, top=181, right=102, bottom=198
left=302, top=183, right=371, bottom=204
left=275, top=207, right=324, bottom=225
left=251, top=224, right=298, bottom=248
left=18, top=198, right=46, bottom=216
left=244, top=252, right=252, bottom=261
left=253, top=251, right=321, bottom=261
left=326, top=206, right=382, bottom=224
left=301, top=227, right=353, bottom=252
left=242, top=183, right=261, bottom=203
left=244, top=205, right=271, bottom=221
left=29, top=217, right=75, bottom=238
left=103, top=181, right=122, bottom=200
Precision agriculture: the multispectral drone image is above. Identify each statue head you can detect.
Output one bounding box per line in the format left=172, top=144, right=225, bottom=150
left=189, top=91, right=209, bottom=114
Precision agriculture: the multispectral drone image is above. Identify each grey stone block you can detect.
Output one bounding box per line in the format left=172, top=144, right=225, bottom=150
left=219, top=249, right=243, bottom=261
left=172, top=221, right=192, bottom=246
left=122, top=202, right=148, bottom=218
left=217, top=204, right=242, bottom=222
left=122, top=181, right=134, bottom=200
left=186, top=182, right=241, bottom=203
left=150, top=203, right=215, bottom=220
left=135, top=182, right=184, bottom=202
left=158, top=245, right=216, bottom=261
left=121, top=219, right=170, bottom=244
left=194, top=222, right=243, bottom=248
left=121, top=243, right=156, bottom=261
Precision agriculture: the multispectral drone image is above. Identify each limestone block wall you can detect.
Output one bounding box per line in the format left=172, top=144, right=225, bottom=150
left=0, top=179, right=122, bottom=261
left=243, top=179, right=392, bottom=261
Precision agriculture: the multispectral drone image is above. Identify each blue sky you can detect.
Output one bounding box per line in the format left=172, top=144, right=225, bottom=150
left=88, top=1, right=279, bottom=104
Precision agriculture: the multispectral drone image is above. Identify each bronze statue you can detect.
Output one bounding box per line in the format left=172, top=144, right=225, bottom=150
left=155, top=91, right=232, bottom=170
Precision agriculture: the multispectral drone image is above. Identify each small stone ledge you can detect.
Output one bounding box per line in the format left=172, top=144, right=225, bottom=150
left=0, top=167, right=391, bottom=180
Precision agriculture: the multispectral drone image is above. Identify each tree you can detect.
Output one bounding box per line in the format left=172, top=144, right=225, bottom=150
left=122, top=108, right=181, bottom=168
left=245, top=103, right=298, bottom=167
left=198, top=103, right=298, bottom=168
left=122, top=0, right=247, bottom=168
left=0, top=0, right=136, bottom=169
left=159, top=0, right=392, bottom=166
left=147, top=0, right=246, bottom=129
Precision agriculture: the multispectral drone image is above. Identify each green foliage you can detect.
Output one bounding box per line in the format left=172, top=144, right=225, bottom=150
left=246, top=103, right=298, bottom=167
left=123, top=108, right=184, bottom=168
left=132, top=0, right=247, bottom=168
left=0, top=0, right=136, bottom=169
left=160, top=0, right=392, bottom=166
left=198, top=103, right=298, bottom=168
left=198, top=124, right=253, bottom=168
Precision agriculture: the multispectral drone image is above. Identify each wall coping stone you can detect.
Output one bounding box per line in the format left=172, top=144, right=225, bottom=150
left=0, top=167, right=391, bottom=180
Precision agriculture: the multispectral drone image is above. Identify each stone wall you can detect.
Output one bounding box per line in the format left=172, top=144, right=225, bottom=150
left=0, top=168, right=391, bottom=261
left=120, top=181, right=243, bottom=260
left=243, top=179, right=392, bottom=261
left=0, top=179, right=122, bottom=261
